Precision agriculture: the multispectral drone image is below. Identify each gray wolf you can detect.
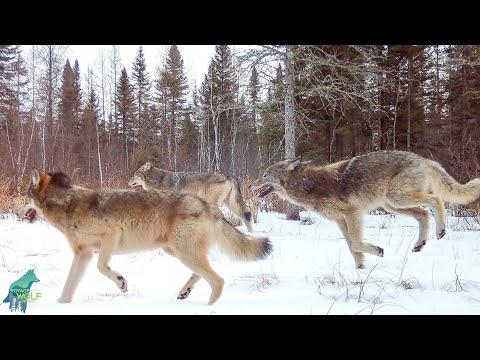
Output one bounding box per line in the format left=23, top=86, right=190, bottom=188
left=250, top=150, right=480, bottom=268
left=128, top=162, right=254, bottom=232
left=19, top=170, right=271, bottom=305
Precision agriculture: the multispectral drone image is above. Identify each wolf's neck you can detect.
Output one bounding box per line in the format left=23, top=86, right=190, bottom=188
left=284, top=166, right=341, bottom=199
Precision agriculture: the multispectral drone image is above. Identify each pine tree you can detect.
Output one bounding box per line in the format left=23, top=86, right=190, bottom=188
left=159, top=45, right=188, bottom=170
left=3, top=46, right=29, bottom=181
left=247, top=65, right=261, bottom=173
left=81, top=88, right=101, bottom=179
left=72, top=60, right=82, bottom=135
left=132, top=46, right=151, bottom=143
left=208, top=45, right=238, bottom=173
left=59, top=60, right=75, bottom=131
left=116, top=68, right=135, bottom=169
left=198, top=62, right=215, bottom=171
left=0, top=45, right=18, bottom=129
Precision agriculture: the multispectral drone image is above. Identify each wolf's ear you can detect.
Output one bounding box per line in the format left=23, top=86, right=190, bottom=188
left=31, top=169, right=41, bottom=187
left=141, top=161, right=153, bottom=171
left=285, top=156, right=302, bottom=172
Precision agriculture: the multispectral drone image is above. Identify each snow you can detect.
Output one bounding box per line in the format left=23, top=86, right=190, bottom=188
left=2, top=210, right=480, bottom=314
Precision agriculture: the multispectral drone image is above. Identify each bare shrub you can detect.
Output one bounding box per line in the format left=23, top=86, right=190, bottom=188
left=239, top=273, right=279, bottom=291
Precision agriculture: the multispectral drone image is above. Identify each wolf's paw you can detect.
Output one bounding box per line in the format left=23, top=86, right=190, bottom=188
left=376, top=246, right=384, bottom=257
left=177, top=287, right=192, bottom=300
left=116, top=276, right=128, bottom=293
left=57, top=296, right=72, bottom=304
left=412, top=240, right=426, bottom=252
left=437, top=228, right=446, bottom=240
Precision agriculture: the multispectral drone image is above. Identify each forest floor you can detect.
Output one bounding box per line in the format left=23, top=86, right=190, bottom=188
left=2, top=210, right=480, bottom=315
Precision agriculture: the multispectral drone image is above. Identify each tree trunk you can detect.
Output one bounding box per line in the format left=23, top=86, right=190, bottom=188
left=284, top=45, right=300, bottom=221
left=407, top=57, right=412, bottom=151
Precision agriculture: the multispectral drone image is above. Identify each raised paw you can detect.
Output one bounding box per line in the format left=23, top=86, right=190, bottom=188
left=177, top=287, right=192, bottom=300
left=412, top=240, right=426, bottom=253
left=377, top=246, right=384, bottom=257
left=437, top=228, right=446, bottom=239
left=117, top=275, right=128, bottom=293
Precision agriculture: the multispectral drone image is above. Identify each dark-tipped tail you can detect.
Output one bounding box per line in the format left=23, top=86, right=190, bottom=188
left=215, top=217, right=272, bottom=261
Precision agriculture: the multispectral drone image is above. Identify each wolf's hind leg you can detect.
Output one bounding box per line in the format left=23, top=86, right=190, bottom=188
left=335, top=218, right=365, bottom=269
left=177, top=273, right=201, bottom=300
left=382, top=204, right=430, bottom=252
left=344, top=212, right=384, bottom=260
left=97, top=237, right=128, bottom=293
left=386, top=191, right=446, bottom=240
left=58, top=252, right=93, bottom=303
left=176, top=253, right=224, bottom=305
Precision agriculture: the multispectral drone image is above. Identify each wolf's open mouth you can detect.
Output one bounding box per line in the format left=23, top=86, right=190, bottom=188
left=24, top=208, right=37, bottom=223
left=130, top=184, right=143, bottom=191
left=258, top=185, right=275, bottom=198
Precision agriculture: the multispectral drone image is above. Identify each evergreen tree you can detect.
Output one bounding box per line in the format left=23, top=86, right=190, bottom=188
left=132, top=46, right=151, bottom=143
left=0, top=45, right=18, bottom=128
left=59, top=60, right=75, bottom=133
left=247, top=65, right=261, bottom=173
left=207, top=45, right=238, bottom=173
left=80, top=88, right=101, bottom=178
left=72, top=60, right=82, bottom=135
left=116, top=68, right=135, bottom=168
left=159, top=45, right=188, bottom=170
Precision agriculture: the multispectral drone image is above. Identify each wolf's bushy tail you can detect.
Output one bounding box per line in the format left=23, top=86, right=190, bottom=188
left=214, top=216, right=271, bottom=261
left=429, top=160, right=480, bottom=205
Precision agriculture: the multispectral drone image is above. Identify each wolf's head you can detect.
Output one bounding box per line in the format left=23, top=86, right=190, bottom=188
left=18, top=170, right=72, bottom=223
left=128, top=161, right=154, bottom=190
left=250, top=157, right=302, bottom=199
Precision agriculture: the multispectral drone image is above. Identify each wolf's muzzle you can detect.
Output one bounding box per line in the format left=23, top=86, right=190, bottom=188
left=250, top=181, right=275, bottom=198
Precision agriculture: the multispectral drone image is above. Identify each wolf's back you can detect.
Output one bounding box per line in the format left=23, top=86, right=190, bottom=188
left=428, top=160, right=480, bottom=205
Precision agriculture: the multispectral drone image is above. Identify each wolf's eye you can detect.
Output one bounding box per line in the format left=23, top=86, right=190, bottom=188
left=263, top=174, right=267, bottom=178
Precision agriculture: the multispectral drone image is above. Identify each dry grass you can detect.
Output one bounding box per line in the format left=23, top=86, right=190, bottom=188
left=0, top=177, right=27, bottom=215
left=238, top=272, right=279, bottom=291
left=0, top=175, right=128, bottom=216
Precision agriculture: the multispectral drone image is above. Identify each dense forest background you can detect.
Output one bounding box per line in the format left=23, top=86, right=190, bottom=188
left=1, top=45, right=480, bottom=214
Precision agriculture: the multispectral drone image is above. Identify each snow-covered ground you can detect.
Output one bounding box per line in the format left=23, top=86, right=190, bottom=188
left=2, top=210, right=480, bottom=314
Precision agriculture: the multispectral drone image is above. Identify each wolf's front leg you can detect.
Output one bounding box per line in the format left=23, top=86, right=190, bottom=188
left=177, top=273, right=201, bottom=300
left=97, top=237, right=128, bottom=293
left=336, top=218, right=365, bottom=269
left=344, top=212, right=384, bottom=264
left=58, top=252, right=93, bottom=303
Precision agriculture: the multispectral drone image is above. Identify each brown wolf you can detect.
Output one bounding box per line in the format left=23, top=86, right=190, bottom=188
left=128, top=162, right=254, bottom=232
left=19, top=170, right=271, bottom=305
left=250, top=150, right=480, bottom=269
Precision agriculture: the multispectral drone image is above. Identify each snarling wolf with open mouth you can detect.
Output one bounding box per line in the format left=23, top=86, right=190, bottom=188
left=18, top=170, right=271, bottom=305
left=128, top=162, right=254, bottom=232
left=250, top=150, right=480, bottom=269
